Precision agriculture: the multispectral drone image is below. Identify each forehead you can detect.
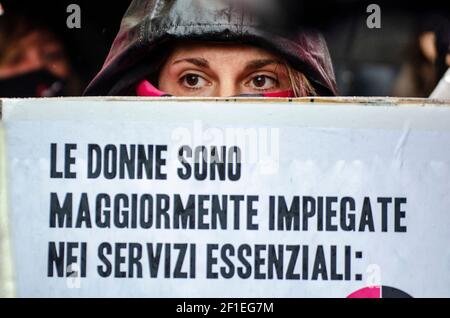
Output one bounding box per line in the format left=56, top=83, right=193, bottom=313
left=167, top=41, right=280, bottom=61
left=17, top=30, right=61, bottom=49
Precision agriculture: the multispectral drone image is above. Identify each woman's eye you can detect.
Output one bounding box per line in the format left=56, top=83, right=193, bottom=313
left=8, top=52, right=24, bottom=66
left=42, top=50, right=64, bottom=63
left=249, top=75, right=278, bottom=90
left=180, top=74, right=208, bottom=89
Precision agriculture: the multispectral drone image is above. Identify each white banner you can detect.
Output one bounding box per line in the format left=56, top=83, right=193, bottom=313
left=1, top=97, right=450, bottom=298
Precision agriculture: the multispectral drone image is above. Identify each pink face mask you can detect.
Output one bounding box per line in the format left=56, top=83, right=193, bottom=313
left=135, top=79, right=295, bottom=97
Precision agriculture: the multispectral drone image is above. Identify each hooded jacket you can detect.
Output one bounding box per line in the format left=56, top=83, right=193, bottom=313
left=84, top=0, right=337, bottom=96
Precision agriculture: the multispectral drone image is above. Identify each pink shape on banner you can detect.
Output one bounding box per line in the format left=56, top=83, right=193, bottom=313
left=347, top=286, right=381, bottom=298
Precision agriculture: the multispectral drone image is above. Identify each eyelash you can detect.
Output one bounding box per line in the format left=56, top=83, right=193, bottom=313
left=178, top=73, right=207, bottom=91
left=246, top=74, right=280, bottom=91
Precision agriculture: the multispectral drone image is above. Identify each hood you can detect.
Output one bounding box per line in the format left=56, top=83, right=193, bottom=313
left=84, top=0, right=338, bottom=96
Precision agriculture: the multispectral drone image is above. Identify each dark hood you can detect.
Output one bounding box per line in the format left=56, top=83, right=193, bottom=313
left=84, top=0, right=338, bottom=96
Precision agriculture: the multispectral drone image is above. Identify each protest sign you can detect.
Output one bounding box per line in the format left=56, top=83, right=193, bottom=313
left=1, top=97, right=450, bottom=297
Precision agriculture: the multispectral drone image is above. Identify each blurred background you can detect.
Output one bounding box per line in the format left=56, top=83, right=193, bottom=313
left=0, top=0, right=449, bottom=97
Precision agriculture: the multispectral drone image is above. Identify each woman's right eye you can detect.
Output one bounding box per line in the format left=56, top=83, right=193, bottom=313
left=180, top=74, right=209, bottom=90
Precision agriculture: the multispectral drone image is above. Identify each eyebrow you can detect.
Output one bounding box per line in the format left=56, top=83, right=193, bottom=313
left=171, top=57, right=282, bottom=71
left=172, top=57, right=210, bottom=68
left=244, top=59, right=282, bottom=72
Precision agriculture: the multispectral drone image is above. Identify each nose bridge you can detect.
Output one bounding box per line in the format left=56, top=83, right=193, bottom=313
left=25, top=47, right=44, bottom=70
left=217, top=72, right=239, bottom=97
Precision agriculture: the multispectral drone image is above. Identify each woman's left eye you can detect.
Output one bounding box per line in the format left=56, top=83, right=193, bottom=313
left=248, top=75, right=278, bottom=90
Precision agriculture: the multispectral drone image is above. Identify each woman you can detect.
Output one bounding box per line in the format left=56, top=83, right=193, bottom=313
left=393, top=14, right=449, bottom=98
left=0, top=14, right=81, bottom=97
left=84, top=0, right=337, bottom=97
